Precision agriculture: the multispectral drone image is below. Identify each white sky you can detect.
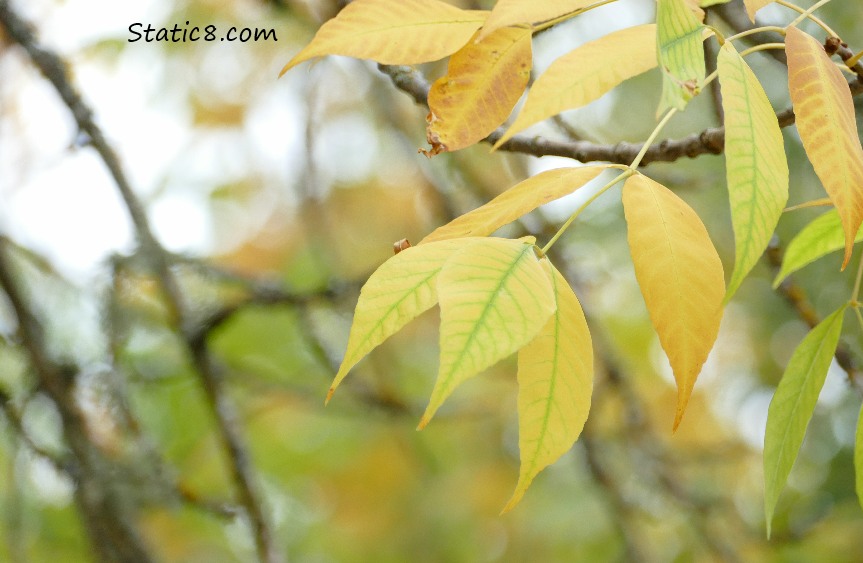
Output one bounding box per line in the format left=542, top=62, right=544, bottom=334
left=0, top=0, right=299, bottom=280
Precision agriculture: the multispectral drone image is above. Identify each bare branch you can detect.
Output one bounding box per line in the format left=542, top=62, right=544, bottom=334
left=0, top=4, right=282, bottom=561
left=378, top=62, right=863, bottom=167
left=0, top=238, right=154, bottom=563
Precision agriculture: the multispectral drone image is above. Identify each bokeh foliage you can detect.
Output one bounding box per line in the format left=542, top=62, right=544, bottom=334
left=1, top=0, right=863, bottom=561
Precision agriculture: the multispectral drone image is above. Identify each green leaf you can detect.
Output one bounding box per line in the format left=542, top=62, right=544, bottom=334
left=764, top=305, right=846, bottom=536
left=503, top=259, right=592, bottom=513
left=856, top=401, right=863, bottom=511
left=329, top=238, right=479, bottom=402
left=420, top=166, right=606, bottom=244
left=718, top=42, right=788, bottom=301
left=656, top=0, right=706, bottom=115
left=419, top=238, right=555, bottom=428
left=773, top=209, right=863, bottom=288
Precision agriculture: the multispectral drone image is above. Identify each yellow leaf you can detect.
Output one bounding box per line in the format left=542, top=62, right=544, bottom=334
left=329, top=238, right=478, bottom=403
left=503, top=260, right=592, bottom=512
left=280, top=0, right=487, bottom=74
left=424, top=27, right=532, bottom=155
left=656, top=0, right=706, bottom=115
left=420, top=166, right=606, bottom=244
left=622, top=174, right=725, bottom=430
left=420, top=238, right=555, bottom=428
left=494, top=25, right=657, bottom=148
left=744, top=0, right=774, bottom=21
left=683, top=0, right=706, bottom=21
left=718, top=42, right=788, bottom=301
left=479, top=0, right=597, bottom=41
left=786, top=26, right=863, bottom=269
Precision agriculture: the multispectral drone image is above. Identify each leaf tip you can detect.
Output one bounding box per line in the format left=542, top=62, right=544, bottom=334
left=416, top=415, right=430, bottom=431
left=325, top=387, right=336, bottom=405
left=672, top=393, right=690, bottom=433
left=841, top=244, right=853, bottom=271
left=499, top=500, right=516, bottom=515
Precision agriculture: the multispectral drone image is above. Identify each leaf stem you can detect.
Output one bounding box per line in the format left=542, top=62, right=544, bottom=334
left=726, top=26, right=787, bottom=43
left=540, top=170, right=632, bottom=254
left=739, top=43, right=788, bottom=57
left=852, top=249, right=863, bottom=304
left=778, top=0, right=838, bottom=37
left=783, top=198, right=832, bottom=213
left=531, top=0, right=619, bottom=34
left=630, top=109, right=678, bottom=170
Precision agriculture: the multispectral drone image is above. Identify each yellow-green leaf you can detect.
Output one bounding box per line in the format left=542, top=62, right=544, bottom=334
left=328, top=238, right=478, bottom=402
left=420, top=166, right=606, bottom=244
left=764, top=305, right=846, bottom=536
left=420, top=238, right=555, bottom=428
left=622, top=174, right=725, bottom=430
left=280, top=0, right=487, bottom=74
left=772, top=209, right=863, bottom=287
left=494, top=25, right=657, bottom=148
left=503, top=259, right=592, bottom=513
left=786, top=26, right=863, bottom=270
left=656, top=0, right=706, bottom=115
left=718, top=42, right=789, bottom=301
left=478, top=0, right=597, bottom=41
left=856, top=401, right=863, bottom=511
left=744, top=0, right=774, bottom=21
left=856, top=401, right=863, bottom=510
left=425, top=27, right=532, bottom=155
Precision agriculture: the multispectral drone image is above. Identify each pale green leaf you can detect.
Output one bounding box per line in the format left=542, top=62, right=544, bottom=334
left=280, top=0, right=487, bottom=74
left=503, top=259, right=592, bottom=513
left=494, top=25, right=657, bottom=147
left=656, top=0, right=706, bottom=115
left=786, top=26, right=863, bottom=269
left=623, top=173, right=725, bottom=430
left=328, top=238, right=478, bottom=402
left=420, top=238, right=555, bottom=427
left=718, top=42, right=788, bottom=301
left=764, top=305, right=846, bottom=536
left=420, top=166, right=606, bottom=244
left=773, top=209, right=863, bottom=288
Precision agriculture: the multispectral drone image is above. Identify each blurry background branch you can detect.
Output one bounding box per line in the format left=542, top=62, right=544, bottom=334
left=0, top=0, right=861, bottom=560
left=0, top=2, right=281, bottom=561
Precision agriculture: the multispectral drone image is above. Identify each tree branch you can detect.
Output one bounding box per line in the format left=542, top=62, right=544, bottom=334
left=0, top=4, right=282, bottom=561
left=378, top=58, right=863, bottom=167
left=0, top=238, right=154, bottom=563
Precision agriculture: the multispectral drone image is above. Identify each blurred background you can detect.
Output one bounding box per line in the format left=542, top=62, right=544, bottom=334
left=1, top=0, right=863, bottom=560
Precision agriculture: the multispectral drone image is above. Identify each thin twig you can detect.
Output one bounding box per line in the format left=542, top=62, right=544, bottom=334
left=0, top=4, right=282, bottom=561
left=0, top=238, right=154, bottom=563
